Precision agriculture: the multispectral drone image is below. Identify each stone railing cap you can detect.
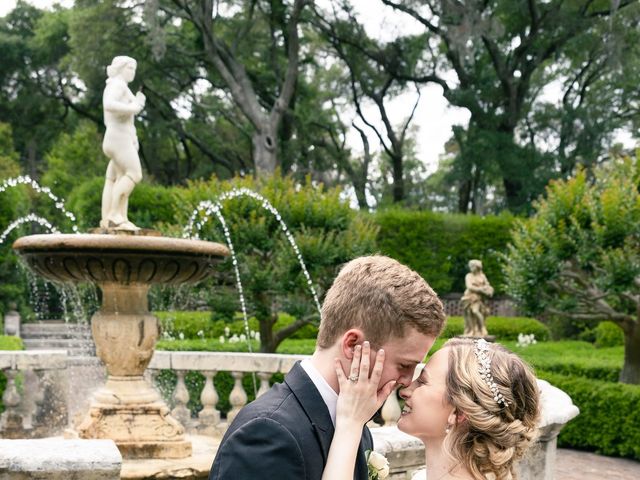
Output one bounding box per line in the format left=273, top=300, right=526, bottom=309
left=0, top=439, right=122, bottom=472
left=537, top=378, right=580, bottom=427
left=0, top=350, right=68, bottom=370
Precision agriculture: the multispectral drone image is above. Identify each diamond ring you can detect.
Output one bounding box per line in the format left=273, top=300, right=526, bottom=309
left=348, top=374, right=358, bottom=382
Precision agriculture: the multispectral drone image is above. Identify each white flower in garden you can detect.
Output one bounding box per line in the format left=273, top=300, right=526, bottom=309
left=239, top=334, right=246, bottom=342
left=229, top=334, right=240, bottom=343
left=516, top=333, right=536, bottom=348
left=224, top=326, right=231, bottom=337
left=255, top=332, right=260, bottom=342
left=178, top=332, right=184, bottom=340
left=219, top=336, right=225, bottom=343
left=197, top=330, right=204, bottom=338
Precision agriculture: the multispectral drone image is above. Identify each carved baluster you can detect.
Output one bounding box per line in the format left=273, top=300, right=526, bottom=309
left=381, top=388, right=401, bottom=426
left=198, top=370, right=220, bottom=427
left=257, top=372, right=270, bottom=398
left=0, top=369, right=24, bottom=434
left=227, top=371, right=247, bottom=424
left=171, top=370, right=191, bottom=427
left=30, top=369, right=48, bottom=432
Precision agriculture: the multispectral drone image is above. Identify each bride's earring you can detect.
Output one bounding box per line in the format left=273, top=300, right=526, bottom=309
left=445, top=423, right=453, bottom=435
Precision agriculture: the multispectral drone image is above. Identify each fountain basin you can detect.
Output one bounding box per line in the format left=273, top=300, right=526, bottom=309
left=12, top=233, right=228, bottom=285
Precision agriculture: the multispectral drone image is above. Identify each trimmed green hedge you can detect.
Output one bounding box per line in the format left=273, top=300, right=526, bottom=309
left=373, top=210, right=514, bottom=295
left=594, top=321, right=625, bottom=349
left=511, top=341, right=622, bottom=383
left=155, top=311, right=318, bottom=341
left=0, top=336, right=23, bottom=350
left=537, top=370, right=640, bottom=460
left=442, top=316, right=550, bottom=341
left=0, top=335, right=24, bottom=414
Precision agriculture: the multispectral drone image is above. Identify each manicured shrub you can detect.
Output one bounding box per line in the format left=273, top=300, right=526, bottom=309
left=538, top=370, right=640, bottom=460
left=594, top=321, right=625, bottom=349
left=442, top=316, right=550, bottom=341
left=67, top=177, right=179, bottom=231
left=374, top=210, right=514, bottom=295
left=0, top=336, right=23, bottom=350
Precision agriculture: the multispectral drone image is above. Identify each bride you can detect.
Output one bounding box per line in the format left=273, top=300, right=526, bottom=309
left=323, top=338, right=540, bottom=480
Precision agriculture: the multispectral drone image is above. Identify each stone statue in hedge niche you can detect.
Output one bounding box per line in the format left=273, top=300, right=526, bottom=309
left=461, top=259, right=494, bottom=337
left=100, top=56, right=146, bottom=231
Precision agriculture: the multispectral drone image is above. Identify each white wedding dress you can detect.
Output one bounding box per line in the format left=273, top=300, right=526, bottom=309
left=411, top=469, right=426, bottom=480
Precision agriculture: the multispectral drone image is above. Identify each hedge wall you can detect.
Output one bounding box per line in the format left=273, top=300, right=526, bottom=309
left=373, top=210, right=514, bottom=295
left=443, top=316, right=550, bottom=341
left=538, top=371, right=640, bottom=460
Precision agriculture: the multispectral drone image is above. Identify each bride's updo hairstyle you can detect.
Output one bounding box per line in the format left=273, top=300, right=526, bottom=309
left=443, top=338, right=540, bottom=480
left=106, top=56, right=136, bottom=80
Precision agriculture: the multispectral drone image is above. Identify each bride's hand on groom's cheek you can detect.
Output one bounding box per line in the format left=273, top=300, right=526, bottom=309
left=334, top=342, right=397, bottom=428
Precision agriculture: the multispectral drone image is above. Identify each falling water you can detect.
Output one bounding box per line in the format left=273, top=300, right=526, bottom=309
left=0, top=214, right=60, bottom=245
left=0, top=175, right=78, bottom=233
left=183, top=187, right=323, bottom=318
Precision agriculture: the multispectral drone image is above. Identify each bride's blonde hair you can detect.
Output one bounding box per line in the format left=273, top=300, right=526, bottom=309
left=443, top=338, right=540, bottom=480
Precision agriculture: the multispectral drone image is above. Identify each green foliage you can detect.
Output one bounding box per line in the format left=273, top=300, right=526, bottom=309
left=505, top=156, right=640, bottom=382
left=175, top=173, right=378, bottom=351
left=442, top=316, right=550, bottom=341
left=594, top=321, right=625, bottom=349
left=155, top=311, right=318, bottom=344
left=374, top=210, right=514, bottom=294
left=0, top=335, right=24, bottom=350
left=538, top=371, right=640, bottom=460
left=41, top=121, right=105, bottom=195
left=0, top=128, right=30, bottom=318
left=67, top=177, right=179, bottom=231
left=513, top=341, right=622, bottom=383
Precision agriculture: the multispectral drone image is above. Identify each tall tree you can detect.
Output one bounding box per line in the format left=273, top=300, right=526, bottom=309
left=314, top=2, right=422, bottom=203
left=159, top=0, right=308, bottom=175
left=381, top=0, right=640, bottom=212
left=505, top=155, right=640, bottom=384
left=0, top=2, right=72, bottom=179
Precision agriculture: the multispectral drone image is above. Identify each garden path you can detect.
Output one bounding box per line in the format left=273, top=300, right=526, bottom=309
left=556, top=449, right=640, bottom=479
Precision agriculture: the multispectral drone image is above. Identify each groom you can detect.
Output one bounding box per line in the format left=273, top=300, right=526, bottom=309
left=209, top=255, right=446, bottom=479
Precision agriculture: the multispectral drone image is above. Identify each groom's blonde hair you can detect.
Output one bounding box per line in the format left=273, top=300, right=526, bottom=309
left=317, top=255, right=445, bottom=348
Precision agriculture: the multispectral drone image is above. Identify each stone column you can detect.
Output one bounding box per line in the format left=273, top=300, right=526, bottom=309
left=76, top=283, right=190, bottom=459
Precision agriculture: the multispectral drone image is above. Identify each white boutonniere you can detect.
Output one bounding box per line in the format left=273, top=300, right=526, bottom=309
left=365, top=450, right=389, bottom=480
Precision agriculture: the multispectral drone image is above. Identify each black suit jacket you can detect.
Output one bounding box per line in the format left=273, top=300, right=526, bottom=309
left=209, top=361, right=373, bottom=479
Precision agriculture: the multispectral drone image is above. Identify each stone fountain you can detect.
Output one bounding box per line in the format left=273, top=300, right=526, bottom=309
left=12, top=232, right=228, bottom=459
left=10, top=55, right=229, bottom=462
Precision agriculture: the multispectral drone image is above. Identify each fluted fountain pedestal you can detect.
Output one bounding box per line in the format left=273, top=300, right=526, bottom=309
left=13, top=232, right=229, bottom=459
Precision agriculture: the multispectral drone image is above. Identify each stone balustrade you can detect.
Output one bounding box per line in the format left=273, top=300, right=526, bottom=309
left=146, top=351, right=404, bottom=435
left=1, top=350, right=579, bottom=480
left=0, top=350, right=67, bottom=438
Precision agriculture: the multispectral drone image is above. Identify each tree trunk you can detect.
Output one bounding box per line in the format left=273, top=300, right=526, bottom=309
left=458, top=179, right=471, bottom=213
left=258, top=315, right=276, bottom=353
left=252, top=129, right=278, bottom=175
left=391, top=153, right=404, bottom=203
left=353, top=179, right=368, bottom=210
left=503, top=177, right=523, bottom=212
left=620, top=320, right=640, bottom=384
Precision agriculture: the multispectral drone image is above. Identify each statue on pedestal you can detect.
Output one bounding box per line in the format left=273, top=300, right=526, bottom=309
left=461, top=259, right=494, bottom=337
left=100, top=56, right=145, bottom=231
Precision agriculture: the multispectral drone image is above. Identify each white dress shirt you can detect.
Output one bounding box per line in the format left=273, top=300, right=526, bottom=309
left=300, top=358, right=339, bottom=426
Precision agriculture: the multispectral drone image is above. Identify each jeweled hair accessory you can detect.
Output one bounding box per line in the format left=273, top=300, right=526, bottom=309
left=473, top=339, right=510, bottom=408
